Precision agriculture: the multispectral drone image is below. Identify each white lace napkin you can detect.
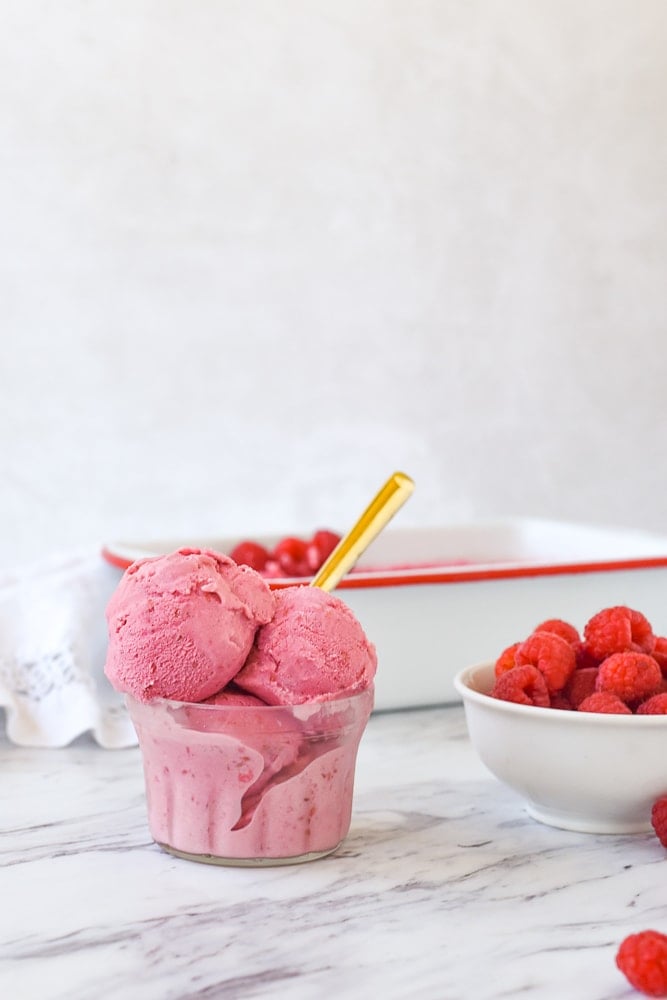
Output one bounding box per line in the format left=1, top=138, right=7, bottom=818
left=0, top=550, right=137, bottom=748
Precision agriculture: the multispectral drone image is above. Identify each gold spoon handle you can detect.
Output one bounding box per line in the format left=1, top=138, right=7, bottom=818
left=310, top=471, right=415, bottom=593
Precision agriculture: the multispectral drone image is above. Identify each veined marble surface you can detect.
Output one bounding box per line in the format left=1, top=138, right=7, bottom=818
left=1, top=705, right=663, bottom=1000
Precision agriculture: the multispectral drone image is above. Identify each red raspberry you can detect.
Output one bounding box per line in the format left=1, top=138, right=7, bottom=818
left=578, top=692, right=632, bottom=715
left=306, top=529, right=341, bottom=571
left=549, top=692, right=573, bottom=711
left=563, top=666, right=599, bottom=708
left=651, top=795, right=667, bottom=847
left=637, top=693, right=667, bottom=715
left=575, top=641, right=600, bottom=670
left=490, top=664, right=550, bottom=708
left=515, top=631, right=576, bottom=693
left=272, top=536, right=311, bottom=576
left=533, top=618, right=580, bottom=645
left=651, top=797, right=667, bottom=848
left=584, top=605, right=656, bottom=660
left=229, top=540, right=270, bottom=572
left=493, top=642, right=521, bottom=677
left=652, top=637, right=667, bottom=677
left=260, top=559, right=284, bottom=578
left=616, top=929, right=667, bottom=997
left=596, top=652, right=662, bottom=705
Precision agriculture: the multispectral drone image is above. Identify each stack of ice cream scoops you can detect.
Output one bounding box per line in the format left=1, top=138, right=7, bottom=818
left=104, top=547, right=378, bottom=866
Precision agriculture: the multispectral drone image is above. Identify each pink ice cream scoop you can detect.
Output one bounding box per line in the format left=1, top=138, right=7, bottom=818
left=234, top=585, right=377, bottom=705
left=105, top=547, right=275, bottom=703
left=203, top=685, right=268, bottom=707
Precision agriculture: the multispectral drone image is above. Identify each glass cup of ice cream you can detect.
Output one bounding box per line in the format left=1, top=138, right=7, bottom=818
left=126, top=686, right=374, bottom=865
left=105, top=548, right=377, bottom=866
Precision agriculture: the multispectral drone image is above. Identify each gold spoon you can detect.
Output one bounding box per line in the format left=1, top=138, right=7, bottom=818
left=233, top=471, right=414, bottom=831
left=310, top=471, right=415, bottom=592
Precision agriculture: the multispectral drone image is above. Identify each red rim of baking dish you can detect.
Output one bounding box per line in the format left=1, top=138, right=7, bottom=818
left=100, top=546, right=667, bottom=591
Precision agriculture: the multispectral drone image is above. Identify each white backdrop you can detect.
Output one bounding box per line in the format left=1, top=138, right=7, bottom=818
left=3, top=1, right=667, bottom=571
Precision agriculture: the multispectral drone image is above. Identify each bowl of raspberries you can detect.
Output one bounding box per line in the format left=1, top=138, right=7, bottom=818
left=454, top=605, right=667, bottom=834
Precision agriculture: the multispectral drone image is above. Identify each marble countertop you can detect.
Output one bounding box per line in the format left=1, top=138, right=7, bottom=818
left=2, top=704, right=663, bottom=1000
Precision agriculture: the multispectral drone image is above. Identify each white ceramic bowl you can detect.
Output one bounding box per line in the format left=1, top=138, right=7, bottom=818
left=454, top=662, right=667, bottom=834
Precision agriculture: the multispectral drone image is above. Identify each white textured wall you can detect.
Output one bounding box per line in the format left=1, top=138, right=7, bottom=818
left=3, top=1, right=667, bottom=569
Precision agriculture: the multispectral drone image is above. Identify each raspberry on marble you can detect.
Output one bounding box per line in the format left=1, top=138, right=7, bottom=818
left=616, top=929, right=667, bottom=997
left=651, top=797, right=667, bottom=849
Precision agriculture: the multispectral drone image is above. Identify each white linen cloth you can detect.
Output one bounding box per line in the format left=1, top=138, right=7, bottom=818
left=0, top=551, right=137, bottom=748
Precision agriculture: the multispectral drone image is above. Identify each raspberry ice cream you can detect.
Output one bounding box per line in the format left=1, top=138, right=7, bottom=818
left=127, top=689, right=373, bottom=862
left=203, top=685, right=266, bottom=707
left=234, top=585, right=378, bottom=704
left=105, top=548, right=376, bottom=865
left=105, top=547, right=275, bottom=703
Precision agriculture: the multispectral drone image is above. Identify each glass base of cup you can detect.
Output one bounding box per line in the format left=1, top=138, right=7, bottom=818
left=156, top=841, right=343, bottom=867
